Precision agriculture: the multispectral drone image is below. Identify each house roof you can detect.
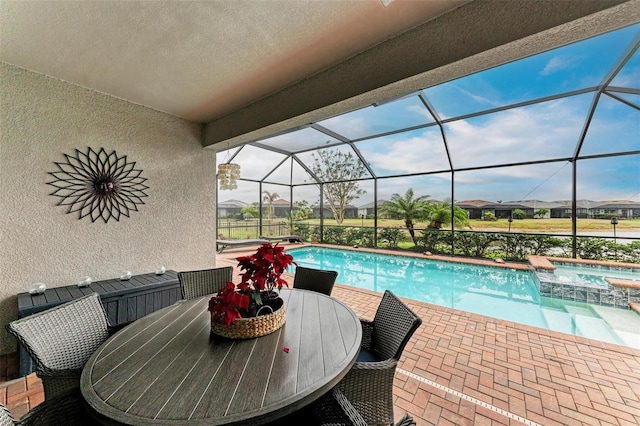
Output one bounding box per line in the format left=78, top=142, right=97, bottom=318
left=218, top=200, right=248, bottom=208
left=455, top=200, right=494, bottom=208
left=456, top=200, right=640, bottom=210
left=595, top=202, right=640, bottom=209
left=270, top=199, right=291, bottom=206
left=507, top=200, right=566, bottom=209
left=358, top=201, right=387, bottom=209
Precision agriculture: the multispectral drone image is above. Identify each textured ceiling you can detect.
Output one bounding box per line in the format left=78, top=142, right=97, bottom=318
left=0, top=0, right=467, bottom=122
left=1, top=0, right=637, bottom=149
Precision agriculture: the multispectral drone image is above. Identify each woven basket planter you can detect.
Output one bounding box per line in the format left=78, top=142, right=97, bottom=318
left=210, top=298, right=285, bottom=339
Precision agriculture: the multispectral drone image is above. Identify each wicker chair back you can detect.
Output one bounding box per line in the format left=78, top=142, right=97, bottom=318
left=178, top=266, right=233, bottom=300
left=6, top=293, right=109, bottom=398
left=292, top=266, right=338, bottom=296
left=372, top=290, right=422, bottom=361
left=1, top=389, right=90, bottom=425
left=0, top=403, right=15, bottom=426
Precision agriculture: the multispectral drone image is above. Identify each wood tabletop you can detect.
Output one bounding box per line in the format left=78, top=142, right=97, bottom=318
left=81, top=288, right=362, bottom=425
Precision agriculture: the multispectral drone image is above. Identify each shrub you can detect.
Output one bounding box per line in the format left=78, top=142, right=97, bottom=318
left=454, top=232, right=498, bottom=258
left=575, top=237, right=608, bottom=260
left=512, top=209, right=527, bottom=219
left=420, top=229, right=452, bottom=254
left=292, top=223, right=310, bottom=240
left=482, top=212, right=496, bottom=221
left=378, top=228, right=405, bottom=248
left=494, top=233, right=535, bottom=261
left=324, top=226, right=347, bottom=245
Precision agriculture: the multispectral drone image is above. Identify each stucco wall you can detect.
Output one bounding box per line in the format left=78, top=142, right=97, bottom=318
left=0, top=63, right=217, bottom=355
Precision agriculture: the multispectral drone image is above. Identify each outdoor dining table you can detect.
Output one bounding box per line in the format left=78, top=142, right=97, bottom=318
left=80, top=288, right=362, bottom=425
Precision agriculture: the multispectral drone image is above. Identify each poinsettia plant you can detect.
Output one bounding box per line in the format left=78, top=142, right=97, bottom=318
left=237, top=243, right=296, bottom=294
left=208, top=281, right=251, bottom=326
left=208, top=243, right=296, bottom=326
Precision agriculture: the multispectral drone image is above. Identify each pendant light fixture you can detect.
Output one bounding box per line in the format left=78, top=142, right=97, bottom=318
left=218, top=146, right=241, bottom=190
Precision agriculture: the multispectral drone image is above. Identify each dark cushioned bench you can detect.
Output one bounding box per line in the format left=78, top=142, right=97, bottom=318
left=16, top=270, right=180, bottom=376
left=216, top=238, right=270, bottom=253
left=259, top=235, right=304, bottom=243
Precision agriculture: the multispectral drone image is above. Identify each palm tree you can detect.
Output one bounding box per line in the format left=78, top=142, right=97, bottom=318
left=426, top=201, right=470, bottom=229
left=262, top=191, right=279, bottom=219
left=283, top=210, right=296, bottom=234
left=380, top=189, right=430, bottom=245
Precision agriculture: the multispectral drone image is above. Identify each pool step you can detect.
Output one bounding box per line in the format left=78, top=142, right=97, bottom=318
left=540, top=307, right=574, bottom=335
left=563, top=305, right=625, bottom=345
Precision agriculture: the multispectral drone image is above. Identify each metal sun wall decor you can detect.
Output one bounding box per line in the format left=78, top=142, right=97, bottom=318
left=47, top=147, right=149, bottom=223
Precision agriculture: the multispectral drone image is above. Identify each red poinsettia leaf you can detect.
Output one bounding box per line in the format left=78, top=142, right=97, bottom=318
left=223, top=309, right=236, bottom=326
left=276, top=277, right=289, bottom=289
left=232, top=242, right=296, bottom=296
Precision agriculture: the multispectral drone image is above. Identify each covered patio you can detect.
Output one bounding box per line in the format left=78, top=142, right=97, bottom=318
left=3, top=245, right=639, bottom=425
left=2, top=1, right=639, bottom=424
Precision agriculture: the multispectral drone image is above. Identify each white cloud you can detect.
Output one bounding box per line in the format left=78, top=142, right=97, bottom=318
left=455, top=85, right=501, bottom=108
left=220, top=93, right=637, bottom=205
left=445, top=96, right=587, bottom=168
left=610, top=67, right=640, bottom=89
left=359, top=130, right=448, bottom=175
left=539, top=54, right=584, bottom=76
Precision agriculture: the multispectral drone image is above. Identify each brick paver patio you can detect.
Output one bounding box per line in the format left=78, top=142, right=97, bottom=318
left=2, top=244, right=639, bottom=425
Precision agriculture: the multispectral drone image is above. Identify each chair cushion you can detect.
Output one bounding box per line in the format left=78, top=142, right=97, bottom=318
left=356, top=347, right=379, bottom=362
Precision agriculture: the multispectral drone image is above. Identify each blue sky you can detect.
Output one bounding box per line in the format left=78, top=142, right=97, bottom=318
left=219, top=24, right=639, bottom=206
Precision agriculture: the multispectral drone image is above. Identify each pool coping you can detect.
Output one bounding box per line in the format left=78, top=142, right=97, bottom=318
left=290, top=243, right=532, bottom=271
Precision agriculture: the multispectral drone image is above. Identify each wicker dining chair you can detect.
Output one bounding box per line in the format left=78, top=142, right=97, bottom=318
left=337, top=290, right=422, bottom=426
left=6, top=293, right=110, bottom=400
left=292, top=266, right=338, bottom=296
left=314, top=388, right=416, bottom=426
left=1, top=388, right=90, bottom=426
left=178, top=266, right=233, bottom=300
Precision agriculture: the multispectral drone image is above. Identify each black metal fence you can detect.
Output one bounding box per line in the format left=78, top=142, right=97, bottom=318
left=216, top=220, right=639, bottom=263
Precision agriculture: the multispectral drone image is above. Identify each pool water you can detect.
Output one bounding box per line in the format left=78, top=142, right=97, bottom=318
left=289, top=247, right=640, bottom=349
left=551, top=263, right=640, bottom=287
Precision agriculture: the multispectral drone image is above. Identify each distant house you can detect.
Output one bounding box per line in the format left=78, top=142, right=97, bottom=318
left=591, top=201, right=640, bottom=218
left=456, top=199, right=640, bottom=219
left=312, top=204, right=359, bottom=219
left=552, top=200, right=600, bottom=218
left=484, top=202, right=532, bottom=219
left=455, top=200, right=529, bottom=219
left=509, top=200, right=566, bottom=218
left=218, top=199, right=248, bottom=218
left=456, top=200, right=564, bottom=219
left=358, top=200, right=386, bottom=217
left=455, top=200, right=493, bottom=219
left=267, top=199, right=292, bottom=218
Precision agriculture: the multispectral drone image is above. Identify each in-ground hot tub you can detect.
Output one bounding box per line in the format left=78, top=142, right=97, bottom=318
left=529, top=256, right=640, bottom=309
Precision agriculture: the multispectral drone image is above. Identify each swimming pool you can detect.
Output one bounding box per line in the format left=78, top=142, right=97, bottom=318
left=289, top=246, right=640, bottom=349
